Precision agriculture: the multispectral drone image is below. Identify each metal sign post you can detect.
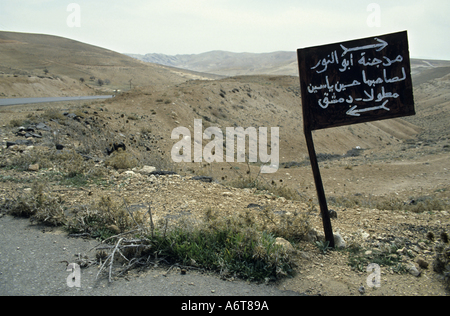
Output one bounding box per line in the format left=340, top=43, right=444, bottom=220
left=304, top=128, right=335, bottom=248
left=297, top=31, right=415, bottom=248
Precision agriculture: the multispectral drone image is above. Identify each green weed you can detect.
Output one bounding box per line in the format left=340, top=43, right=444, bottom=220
left=346, top=244, right=408, bottom=274
left=142, top=214, right=295, bottom=281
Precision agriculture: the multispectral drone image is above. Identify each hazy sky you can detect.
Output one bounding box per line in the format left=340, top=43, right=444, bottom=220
left=1, top=0, right=449, bottom=59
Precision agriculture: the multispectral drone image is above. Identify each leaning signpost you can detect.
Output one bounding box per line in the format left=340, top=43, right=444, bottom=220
left=297, top=31, right=415, bottom=247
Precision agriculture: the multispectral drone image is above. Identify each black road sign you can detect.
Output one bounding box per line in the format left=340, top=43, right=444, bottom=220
left=297, top=31, right=415, bottom=248
left=298, top=31, right=415, bottom=131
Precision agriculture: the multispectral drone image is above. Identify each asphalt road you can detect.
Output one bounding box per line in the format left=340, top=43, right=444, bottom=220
left=0, top=95, right=114, bottom=106
left=0, top=214, right=302, bottom=297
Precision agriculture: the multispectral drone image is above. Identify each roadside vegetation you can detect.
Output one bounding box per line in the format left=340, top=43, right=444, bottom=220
left=0, top=109, right=308, bottom=282
left=1, top=108, right=449, bottom=288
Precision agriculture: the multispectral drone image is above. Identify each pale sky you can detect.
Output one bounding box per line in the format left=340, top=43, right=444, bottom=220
left=1, top=0, right=449, bottom=59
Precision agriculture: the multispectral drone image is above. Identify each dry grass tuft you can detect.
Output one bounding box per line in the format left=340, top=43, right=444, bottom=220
left=105, top=149, right=139, bottom=170
left=66, top=195, right=149, bottom=239
left=3, top=181, right=67, bottom=226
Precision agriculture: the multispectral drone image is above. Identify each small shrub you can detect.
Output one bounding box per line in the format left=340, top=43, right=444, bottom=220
left=433, top=235, right=450, bottom=289
left=41, top=109, right=65, bottom=121
left=346, top=244, right=408, bottom=274
left=144, top=213, right=295, bottom=281
left=66, top=195, right=147, bottom=237
left=3, top=181, right=67, bottom=226
left=5, top=146, right=52, bottom=171
left=258, top=206, right=312, bottom=241
left=9, top=119, right=23, bottom=127
left=89, top=203, right=299, bottom=282
left=105, top=149, right=138, bottom=170
left=140, top=126, right=152, bottom=135
left=316, top=240, right=333, bottom=254
left=228, top=173, right=303, bottom=201
left=127, top=114, right=139, bottom=121
left=374, top=196, right=445, bottom=213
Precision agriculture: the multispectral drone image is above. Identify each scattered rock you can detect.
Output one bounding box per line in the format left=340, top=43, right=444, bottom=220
left=275, top=237, right=295, bottom=253
left=359, top=229, right=370, bottom=240
left=35, top=123, right=51, bottom=131
left=426, top=232, right=435, bottom=241
left=415, top=257, right=429, bottom=269
left=150, top=170, right=177, bottom=176
left=319, top=209, right=337, bottom=219
left=138, top=166, right=157, bottom=175
left=6, top=139, right=33, bottom=147
left=65, top=113, right=78, bottom=119
left=329, top=209, right=338, bottom=219
left=191, top=176, right=213, bottom=183
left=24, top=146, right=34, bottom=153
left=441, top=232, right=449, bottom=244
left=28, top=164, right=39, bottom=172
left=247, top=203, right=262, bottom=209
left=418, top=242, right=427, bottom=250
left=25, top=132, right=42, bottom=138
left=358, top=286, right=365, bottom=294
left=106, top=224, right=121, bottom=234
left=17, top=126, right=34, bottom=133
left=55, top=144, right=65, bottom=150
left=304, top=228, right=320, bottom=242
left=106, top=142, right=126, bottom=155
left=300, top=251, right=311, bottom=260
left=15, top=126, right=43, bottom=138
left=80, top=154, right=102, bottom=162
left=333, top=232, right=346, bottom=249
left=408, top=263, right=421, bottom=277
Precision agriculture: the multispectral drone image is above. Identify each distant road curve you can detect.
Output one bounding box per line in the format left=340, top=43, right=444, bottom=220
left=0, top=95, right=114, bottom=106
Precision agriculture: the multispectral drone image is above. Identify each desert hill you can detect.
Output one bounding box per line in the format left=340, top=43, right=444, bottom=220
left=127, top=51, right=299, bottom=77
left=106, top=75, right=423, bottom=164
left=128, top=50, right=450, bottom=79
left=1, top=31, right=448, bottom=162
left=0, top=31, right=218, bottom=98
left=1, top=31, right=447, bottom=171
